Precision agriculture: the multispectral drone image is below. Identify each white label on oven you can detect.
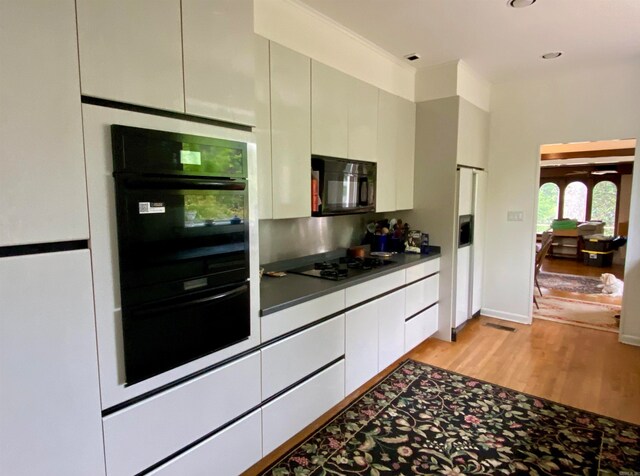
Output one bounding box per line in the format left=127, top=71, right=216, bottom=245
left=138, top=202, right=165, bottom=214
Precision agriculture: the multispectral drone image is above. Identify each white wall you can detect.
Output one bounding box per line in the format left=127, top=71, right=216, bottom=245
left=414, top=60, right=491, bottom=113
left=254, top=0, right=414, bottom=100
left=414, top=61, right=458, bottom=104
left=482, top=62, right=640, bottom=345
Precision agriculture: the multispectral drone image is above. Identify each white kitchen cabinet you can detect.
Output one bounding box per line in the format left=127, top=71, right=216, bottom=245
left=458, top=167, right=474, bottom=216
left=405, top=258, right=440, bottom=284
left=182, top=0, right=255, bottom=126
left=405, top=274, right=440, bottom=318
left=261, top=315, right=345, bottom=399
left=312, top=61, right=350, bottom=158
left=256, top=36, right=273, bottom=219
left=345, top=288, right=406, bottom=394
left=376, top=90, right=400, bottom=212
left=396, top=97, right=416, bottom=210
left=457, top=98, right=489, bottom=169
left=262, top=360, right=345, bottom=455
left=405, top=305, right=439, bottom=352
left=0, top=251, right=105, bottom=476
left=345, top=299, right=379, bottom=395
left=270, top=42, right=311, bottom=219
left=147, top=409, right=262, bottom=476
left=348, top=77, right=379, bottom=162
left=0, top=0, right=88, bottom=246
left=76, top=0, right=184, bottom=112
left=345, top=269, right=405, bottom=307
left=103, top=352, right=261, bottom=476
left=261, top=290, right=345, bottom=342
left=377, top=289, right=407, bottom=371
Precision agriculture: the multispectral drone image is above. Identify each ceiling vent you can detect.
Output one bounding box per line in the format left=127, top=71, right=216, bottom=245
left=404, top=53, right=421, bottom=62
left=507, top=0, right=536, bottom=7
left=542, top=52, right=563, bottom=59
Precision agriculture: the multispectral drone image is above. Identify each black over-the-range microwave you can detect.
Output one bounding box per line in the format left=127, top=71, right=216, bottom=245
left=311, top=155, right=376, bottom=216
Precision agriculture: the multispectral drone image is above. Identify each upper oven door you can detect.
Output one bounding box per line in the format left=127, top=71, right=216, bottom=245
left=114, top=176, right=249, bottom=306
left=111, top=124, right=248, bottom=179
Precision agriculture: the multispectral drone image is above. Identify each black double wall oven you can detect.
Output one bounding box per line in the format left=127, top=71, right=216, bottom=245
left=111, top=125, right=251, bottom=385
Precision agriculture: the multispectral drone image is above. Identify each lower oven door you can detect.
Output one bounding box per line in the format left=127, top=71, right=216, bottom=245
left=114, top=175, right=249, bottom=306
left=122, top=281, right=250, bottom=385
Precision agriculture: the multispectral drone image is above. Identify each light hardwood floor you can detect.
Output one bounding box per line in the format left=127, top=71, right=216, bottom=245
left=244, top=316, right=640, bottom=475
left=541, top=255, right=625, bottom=280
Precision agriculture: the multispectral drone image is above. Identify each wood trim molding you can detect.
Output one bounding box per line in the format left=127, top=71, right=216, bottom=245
left=541, top=148, right=635, bottom=161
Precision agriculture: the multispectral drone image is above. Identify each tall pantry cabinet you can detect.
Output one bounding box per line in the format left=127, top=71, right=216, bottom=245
left=0, top=3, right=105, bottom=475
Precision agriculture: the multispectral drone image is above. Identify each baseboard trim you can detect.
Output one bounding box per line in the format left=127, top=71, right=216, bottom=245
left=481, top=308, right=531, bottom=325
left=619, top=334, right=640, bottom=347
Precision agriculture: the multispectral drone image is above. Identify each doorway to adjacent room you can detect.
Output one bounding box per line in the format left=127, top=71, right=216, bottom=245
left=533, top=139, right=636, bottom=332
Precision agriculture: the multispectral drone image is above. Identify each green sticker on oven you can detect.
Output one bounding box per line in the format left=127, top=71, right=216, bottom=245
left=180, top=150, right=202, bottom=165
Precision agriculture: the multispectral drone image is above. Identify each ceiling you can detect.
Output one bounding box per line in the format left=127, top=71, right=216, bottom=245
left=296, top=0, right=640, bottom=82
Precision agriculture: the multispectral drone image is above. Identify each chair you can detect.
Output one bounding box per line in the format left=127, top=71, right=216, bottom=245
left=533, top=232, right=553, bottom=309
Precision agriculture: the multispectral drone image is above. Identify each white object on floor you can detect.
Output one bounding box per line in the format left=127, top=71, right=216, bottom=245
left=600, top=273, right=624, bottom=296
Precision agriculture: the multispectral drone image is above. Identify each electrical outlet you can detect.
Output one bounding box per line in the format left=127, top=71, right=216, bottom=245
left=507, top=211, right=524, bottom=222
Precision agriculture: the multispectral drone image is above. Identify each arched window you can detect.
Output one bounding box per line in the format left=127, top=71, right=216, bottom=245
left=591, top=180, right=618, bottom=235
left=563, top=181, right=587, bottom=221
left=537, top=183, right=560, bottom=232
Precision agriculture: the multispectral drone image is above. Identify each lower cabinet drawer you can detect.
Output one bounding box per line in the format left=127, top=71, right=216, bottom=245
left=262, top=359, right=345, bottom=456
left=405, top=258, right=440, bottom=284
left=405, top=273, right=439, bottom=317
left=103, top=352, right=261, bottom=476
left=261, top=314, right=345, bottom=400
left=404, top=304, right=439, bottom=352
left=147, top=409, right=262, bottom=476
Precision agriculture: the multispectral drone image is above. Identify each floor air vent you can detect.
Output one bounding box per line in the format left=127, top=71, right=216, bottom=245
left=483, top=322, right=517, bottom=332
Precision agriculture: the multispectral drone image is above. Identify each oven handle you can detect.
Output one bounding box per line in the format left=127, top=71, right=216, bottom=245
left=119, top=176, right=246, bottom=191
left=134, top=283, right=249, bottom=316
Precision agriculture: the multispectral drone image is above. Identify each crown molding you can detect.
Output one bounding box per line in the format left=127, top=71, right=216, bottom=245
left=283, top=0, right=417, bottom=74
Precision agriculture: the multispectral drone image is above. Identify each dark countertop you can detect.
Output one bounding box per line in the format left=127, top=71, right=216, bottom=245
left=260, top=247, right=441, bottom=316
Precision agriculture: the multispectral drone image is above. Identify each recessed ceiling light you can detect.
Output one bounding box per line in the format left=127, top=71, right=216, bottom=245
left=542, top=52, right=563, bottom=60
left=507, top=0, right=536, bottom=8
left=404, top=53, right=421, bottom=62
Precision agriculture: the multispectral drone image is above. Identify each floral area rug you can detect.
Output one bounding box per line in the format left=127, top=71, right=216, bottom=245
left=533, top=295, right=620, bottom=333
left=537, top=271, right=604, bottom=294
left=260, top=360, right=639, bottom=475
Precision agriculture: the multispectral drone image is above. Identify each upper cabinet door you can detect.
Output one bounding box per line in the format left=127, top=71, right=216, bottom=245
left=0, top=0, right=88, bottom=246
left=458, top=167, right=474, bottom=216
left=396, top=97, right=416, bottom=211
left=269, top=43, right=311, bottom=219
left=182, top=0, right=255, bottom=126
left=456, top=98, right=489, bottom=169
left=376, top=90, right=399, bottom=212
left=348, top=78, right=378, bottom=162
left=311, top=61, right=349, bottom=158
left=76, top=0, right=184, bottom=112
left=255, top=36, right=273, bottom=220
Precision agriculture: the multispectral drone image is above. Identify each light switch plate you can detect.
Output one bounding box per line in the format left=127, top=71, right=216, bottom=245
left=507, top=210, right=524, bottom=222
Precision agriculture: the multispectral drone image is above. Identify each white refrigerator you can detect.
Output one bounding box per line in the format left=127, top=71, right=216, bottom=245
left=455, top=168, right=486, bottom=330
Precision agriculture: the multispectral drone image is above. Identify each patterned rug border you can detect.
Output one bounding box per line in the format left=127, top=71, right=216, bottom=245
left=260, top=359, right=639, bottom=475
left=538, top=271, right=604, bottom=295
left=536, top=294, right=621, bottom=310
